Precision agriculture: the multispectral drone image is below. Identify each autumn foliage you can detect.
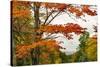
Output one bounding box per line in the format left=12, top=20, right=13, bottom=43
left=12, top=1, right=31, bottom=17
left=40, top=23, right=85, bottom=39
left=16, top=40, right=62, bottom=59
left=11, top=1, right=97, bottom=66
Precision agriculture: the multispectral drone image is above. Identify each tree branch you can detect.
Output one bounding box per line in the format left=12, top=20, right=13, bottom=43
left=64, top=11, right=78, bottom=22
left=45, top=33, right=54, bottom=38
left=43, top=36, right=60, bottom=40
left=64, top=10, right=86, bottom=22
left=46, top=11, right=61, bottom=25
left=43, top=10, right=54, bottom=25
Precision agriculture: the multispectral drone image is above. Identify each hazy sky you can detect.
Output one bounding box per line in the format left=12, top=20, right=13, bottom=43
left=50, top=11, right=97, bottom=55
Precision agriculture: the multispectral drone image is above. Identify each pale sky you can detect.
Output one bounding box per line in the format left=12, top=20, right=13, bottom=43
left=50, top=11, right=97, bottom=55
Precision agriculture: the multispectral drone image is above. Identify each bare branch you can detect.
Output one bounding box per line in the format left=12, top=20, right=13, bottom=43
left=64, top=11, right=78, bottom=22
left=46, top=11, right=61, bottom=25
left=43, top=10, right=54, bottom=25
left=64, top=10, right=87, bottom=22
left=43, top=36, right=61, bottom=40
left=45, top=33, right=55, bottom=38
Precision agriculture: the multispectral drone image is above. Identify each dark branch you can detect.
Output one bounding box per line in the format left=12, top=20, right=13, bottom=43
left=43, top=10, right=54, bottom=25
left=43, top=36, right=60, bottom=40
left=46, top=11, right=61, bottom=25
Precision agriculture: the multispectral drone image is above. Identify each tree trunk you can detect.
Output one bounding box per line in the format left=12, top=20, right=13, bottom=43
left=31, top=2, right=40, bottom=65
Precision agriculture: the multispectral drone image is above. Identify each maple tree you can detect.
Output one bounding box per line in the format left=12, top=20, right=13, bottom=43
left=11, top=0, right=97, bottom=66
